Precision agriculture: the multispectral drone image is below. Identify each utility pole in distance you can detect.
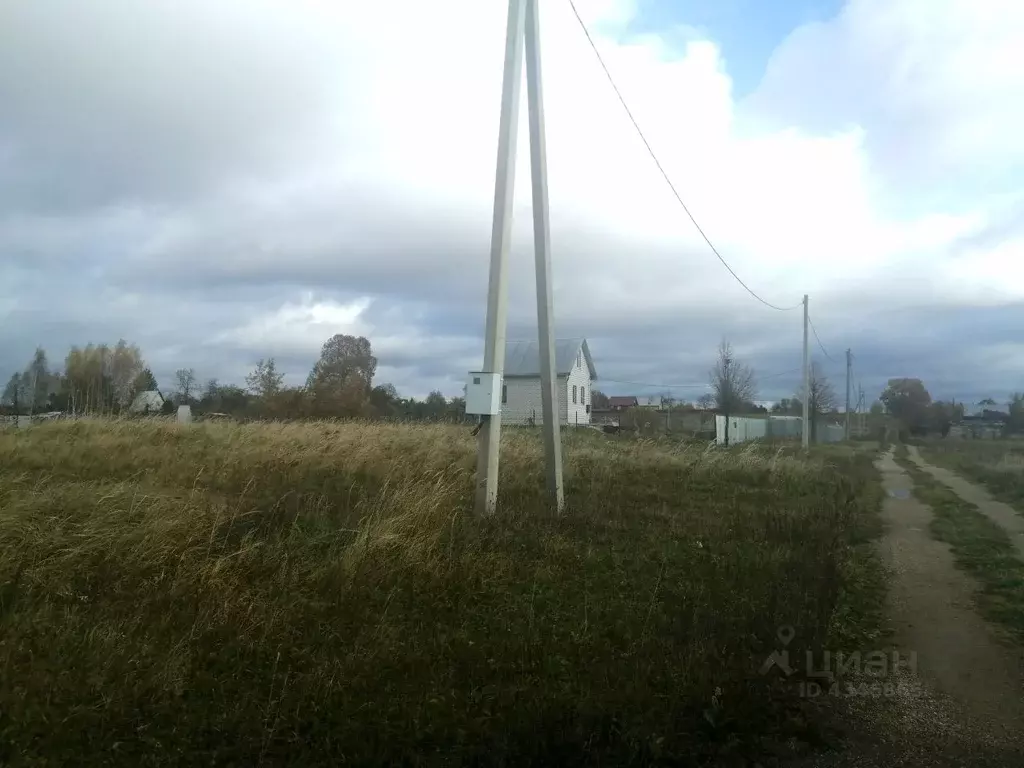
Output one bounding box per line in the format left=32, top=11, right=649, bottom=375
left=802, top=294, right=810, bottom=450
left=468, top=0, right=564, bottom=515
left=845, top=348, right=852, bottom=440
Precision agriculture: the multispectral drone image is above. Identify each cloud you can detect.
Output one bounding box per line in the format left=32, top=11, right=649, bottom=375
left=1, top=0, right=1022, bottom=406
left=747, top=0, right=1024, bottom=204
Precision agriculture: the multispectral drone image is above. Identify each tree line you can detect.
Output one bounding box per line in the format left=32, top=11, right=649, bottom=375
left=1, top=334, right=471, bottom=423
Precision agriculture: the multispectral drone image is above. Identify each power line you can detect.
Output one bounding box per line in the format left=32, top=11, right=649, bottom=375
left=566, top=0, right=803, bottom=313
left=807, top=313, right=835, bottom=362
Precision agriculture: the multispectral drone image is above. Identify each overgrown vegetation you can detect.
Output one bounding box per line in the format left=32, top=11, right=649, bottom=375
left=893, top=448, right=1024, bottom=642
left=921, top=440, right=1024, bottom=513
left=0, top=421, right=884, bottom=765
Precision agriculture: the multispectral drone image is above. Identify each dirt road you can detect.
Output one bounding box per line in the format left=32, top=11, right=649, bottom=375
left=906, top=444, right=1024, bottom=558
left=793, top=448, right=1024, bottom=767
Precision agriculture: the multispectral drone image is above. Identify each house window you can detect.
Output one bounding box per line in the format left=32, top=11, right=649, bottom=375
left=572, top=385, right=577, bottom=404
left=502, top=384, right=507, bottom=404
left=581, top=386, right=586, bottom=405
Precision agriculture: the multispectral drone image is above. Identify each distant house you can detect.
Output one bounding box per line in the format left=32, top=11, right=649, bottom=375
left=956, top=403, right=1010, bottom=439
left=501, top=338, right=597, bottom=426
left=129, top=390, right=164, bottom=415
left=636, top=395, right=663, bottom=409
left=963, top=404, right=1009, bottom=421
left=607, top=396, right=638, bottom=411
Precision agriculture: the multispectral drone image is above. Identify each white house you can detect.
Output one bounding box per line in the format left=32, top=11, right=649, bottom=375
left=501, top=338, right=597, bottom=426
left=129, top=390, right=164, bottom=415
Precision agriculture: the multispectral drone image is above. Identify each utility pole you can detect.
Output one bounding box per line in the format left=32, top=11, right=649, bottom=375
left=473, top=0, right=525, bottom=516
left=524, top=0, right=564, bottom=512
left=857, top=385, right=865, bottom=438
left=802, top=294, right=810, bottom=450
left=472, top=0, right=564, bottom=515
left=844, top=348, right=852, bottom=440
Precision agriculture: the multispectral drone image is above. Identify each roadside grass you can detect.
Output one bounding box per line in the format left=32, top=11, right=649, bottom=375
left=1, top=420, right=885, bottom=766
left=893, top=447, right=1024, bottom=643
left=920, top=440, right=1024, bottom=513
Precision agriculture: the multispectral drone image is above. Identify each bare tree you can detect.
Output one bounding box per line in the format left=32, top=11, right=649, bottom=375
left=709, top=339, right=756, bottom=446
left=804, top=362, right=837, bottom=443
left=175, top=368, right=197, bottom=404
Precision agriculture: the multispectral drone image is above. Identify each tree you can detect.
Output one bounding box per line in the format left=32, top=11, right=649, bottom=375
left=708, top=339, right=756, bottom=446
left=696, top=393, right=715, bottom=411
left=214, top=385, right=250, bottom=416
left=2, top=372, right=28, bottom=412
left=63, top=341, right=144, bottom=414
left=772, top=397, right=802, bottom=415
left=423, top=390, right=449, bottom=421
left=175, top=368, right=197, bottom=403
left=24, top=347, right=50, bottom=414
left=198, top=378, right=221, bottom=413
left=590, top=390, right=610, bottom=409
left=879, top=378, right=932, bottom=431
left=109, top=340, right=145, bottom=410
left=1007, top=393, right=1024, bottom=435
left=369, top=383, right=400, bottom=419
left=306, top=335, right=377, bottom=417
left=134, top=367, right=158, bottom=393
left=928, top=400, right=961, bottom=437
left=245, top=358, right=285, bottom=399
left=802, top=362, right=837, bottom=443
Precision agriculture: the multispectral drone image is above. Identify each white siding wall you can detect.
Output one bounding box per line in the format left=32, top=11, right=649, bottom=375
left=565, top=353, right=592, bottom=426
left=502, top=372, right=592, bottom=426
left=501, top=376, right=568, bottom=425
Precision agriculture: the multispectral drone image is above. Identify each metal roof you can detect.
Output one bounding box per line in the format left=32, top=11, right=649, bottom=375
left=502, top=338, right=597, bottom=378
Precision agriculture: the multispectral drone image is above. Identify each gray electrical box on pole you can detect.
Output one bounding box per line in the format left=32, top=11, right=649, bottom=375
left=472, top=0, right=564, bottom=516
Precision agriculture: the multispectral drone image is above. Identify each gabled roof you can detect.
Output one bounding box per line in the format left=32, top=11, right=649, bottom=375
left=129, top=390, right=164, bottom=413
left=502, top=338, right=597, bottom=379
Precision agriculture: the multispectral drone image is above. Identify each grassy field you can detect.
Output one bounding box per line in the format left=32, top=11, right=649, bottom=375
left=0, top=420, right=884, bottom=766
left=894, top=445, right=1024, bottom=643
left=920, top=439, right=1024, bottom=513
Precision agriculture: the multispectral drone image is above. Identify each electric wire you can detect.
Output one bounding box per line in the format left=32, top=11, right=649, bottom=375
left=566, top=0, right=803, bottom=313
left=806, top=313, right=835, bottom=363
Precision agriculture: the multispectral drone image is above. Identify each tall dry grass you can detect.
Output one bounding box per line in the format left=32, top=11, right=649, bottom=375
left=0, top=419, right=883, bottom=765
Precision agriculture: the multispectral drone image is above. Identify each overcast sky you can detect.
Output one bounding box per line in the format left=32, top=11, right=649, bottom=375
left=1, top=0, right=1022, bottom=405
